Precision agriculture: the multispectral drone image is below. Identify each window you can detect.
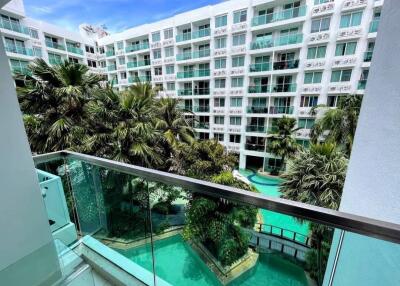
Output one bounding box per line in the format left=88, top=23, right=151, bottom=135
left=214, top=116, right=224, bottom=124
left=215, top=58, right=226, bottom=69
left=87, top=59, right=97, bottom=67
left=230, top=97, right=242, bottom=107
left=117, top=41, right=124, bottom=50
left=298, top=118, right=315, bottom=129
left=327, top=95, right=341, bottom=107
left=164, top=28, right=173, bottom=39
left=340, top=11, right=362, bottom=28
left=154, top=67, right=162, bottom=75
left=166, top=65, right=174, bottom=74
left=33, top=46, right=42, bottom=57
left=231, top=77, right=244, bottom=88
left=331, top=69, right=352, bottom=82
left=311, top=17, right=331, bottom=33
left=314, top=0, right=332, bottom=4
left=120, top=72, right=127, bottom=79
left=300, top=96, right=319, bottom=107
left=214, top=97, right=225, bottom=107
left=215, top=14, right=227, bottom=28
left=335, top=41, right=357, bottom=56
left=307, top=45, right=327, bottom=59
left=29, top=29, right=39, bottom=39
left=232, top=33, right=246, bottom=46
left=99, top=61, right=106, bottom=68
left=215, top=79, right=226, bottom=88
left=164, top=46, right=174, bottom=57
left=167, top=82, right=175, bottom=91
left=304, top=72, right=323, bottom=84
left=153, top=49, right=161, bottom=59
left=152, top=31, right=161, bottom=42
left=233, top=9, right=247, bottom=23
left=118, top=57, right=125, bottom=65
left=215, top=37, right=227, bottom=49
left=68, top=57, right=78, bottom=64
left=297, top=139, right=310, bottom=148
left=230, top=134, right=241, bottom=143
left=232, top=56, right=245, bottom=67
left=214, top=133, right=224, bottom=142
left=85, top=46, right=95, bottom=53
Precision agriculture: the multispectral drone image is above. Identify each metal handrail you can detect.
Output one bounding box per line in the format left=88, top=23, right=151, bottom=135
left=33, top=151, right=400, bottom=244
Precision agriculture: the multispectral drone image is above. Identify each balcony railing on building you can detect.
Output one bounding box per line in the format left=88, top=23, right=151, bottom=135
left=11, top=65, right=31, bottom=75
left=5, top=45, right=33, bottom=56
left=0, top=18, right=30, bottom=35
left=45, top=40, right=66, bottom=51
left=125, top=43, right=150, bottom=53
left=194, top=122, right=210, bottom=129
left=176, top=49, right=210, bottom=61
left=49, top=58, right=62, bottom=65
left=358, top=79, right=367, bottom=90
left=245, top=143, right=265, bottom=152
left=247, top=106, right=269, bottom=114
left=128, top=75, right=151, bottom=83
left=248, top=83, right=296, bottom=93
left=252, top=6, right=307, bottom=27
left=369, top=19, right=379, bottom=33
left=177, top=69, right=210, bottom=79
left=269, top=106, right=294, bottom=114
left=107, top=64, right=116, bottom=71
left=193, top=105, right=210, bottom=112
left=246, top=125, right=266, bottom=133
left=177, top=89, right=193, bottom=96
left=248, top=84, right=271, bottom=94
left=364, top=51, right=373, bottom=62
left=273, top=59, right=299, bottom=70
left=106, top=50, right=115, bottom=57
left=249, top=62, right=271, bottom=72
left=250, top=34, right=303, bottom=50
left=176, top=28, right=210, bottom=42
left=194, top=88, right=210, bottom=95
left=67, top=45, right=84, bottom=55
left=127, top=60, right=151, bottom=69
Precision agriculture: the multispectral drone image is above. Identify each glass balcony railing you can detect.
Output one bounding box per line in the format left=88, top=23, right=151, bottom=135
left=176, top=33, right=192, bottom=42
left=250, top=34, right=303, bottom=50
left=193, top=105, right=210, bottom=112
left=246, top=125, right=266, bottom=133
left=194, top=122, right=210, bottom=129
left=194, top=88, right=210, bottom=95
left=176, top=29, right=211, bottom=42
left=364, top=51, right=373, bottom=62
left=176, top=52, right=192, bottom=61
left=247, top=106, right=269, bottom=114
left=67, top=46, right=84, bottom=55
left=5, top=45, right=33, bottom=56
left=106, top=50, right=115, bottom=57
left=176, top=50, right=210, bottom=61
left=125, top=43, right=150, bottom=53
left=249, top=62, right=271, bottom=72
left=273, top=59, right=299, bottom=70
left=177, top=89, right=193, bottom=96
left=248, top=85, right=271, bottom=93
left=271, top=83, right=297, bottom=93
left=127, top=60, right=151, bottom=69
left=128, top=76, right=151, bottom=83
left=49, top=58, right=62, bottom=65
left=269, top=106, right=294, bottom=114
left=252, top=6, right=307, bottom=26
left=369, top=19, right=379, bottom=33
left=245, top=143, right=265, bottom=152
left=45, top=40, right=66, bottom=51
left=358, top=79, right=367, bottom=90
left=107, top=64, right=116, bottom=71
left=33, top=151, right=400, bottom=286
left=176, top=69, right=210, bottom=78
left=0, top=18, right=30, bottom=35
left=11, top=65, right=31, bottom=75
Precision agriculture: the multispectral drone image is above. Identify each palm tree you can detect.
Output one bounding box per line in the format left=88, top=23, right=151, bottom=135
left=155, top=97, right=195, bottom=149
left=17, top=58, right=103, bottom=153
left=310, top=95, right=362, bottom=156
left=266, top=116, right=299, bottom=173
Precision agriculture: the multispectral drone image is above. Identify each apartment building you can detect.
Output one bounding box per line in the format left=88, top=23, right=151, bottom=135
left=1, top=0, right=383, bottom=171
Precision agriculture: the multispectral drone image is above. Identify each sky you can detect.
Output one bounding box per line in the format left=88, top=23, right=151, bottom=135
left=24, top=0, right=224, bottom=34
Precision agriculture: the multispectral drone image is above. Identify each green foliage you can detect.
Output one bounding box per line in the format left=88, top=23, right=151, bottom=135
left=311, top=95, right=362, bottom=156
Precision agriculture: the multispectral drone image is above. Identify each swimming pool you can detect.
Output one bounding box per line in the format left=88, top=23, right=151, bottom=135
left=115, top=234, right=308, bottom=286
left=239, top=169, right=309, bottom=243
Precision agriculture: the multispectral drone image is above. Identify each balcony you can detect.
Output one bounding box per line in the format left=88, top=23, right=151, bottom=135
left=177, top=89, right=193, bottom=96
left=369, top=19, right=379, bottom=33
left=5, top=45, right=33, bottom=56
left=248, top=85, right=271, bottom=94
left=67, top=46, right=84, bottom=55
left=11, top=65, right=31, bottom=75
left=107, top=64, right=116, bottom=71
left=194, top=122, right=210, bottom=129
left=247, top=106, right=269, bottom=114
left=245, top=143, right=265, bottom=152
left=125, top=43, right=149, bottom=53
left=271, top=83, right=297, bottom=93
left=45, top=41, right=66, bottom=51
left=176, top=49, right=210, bottom=61
left=128, top=75, right=151, bottom=83
left=246, top=125, right=266, bottom=133
left=0, top=18, right=30, bottom=35
left=249, top=62, right=271, bottom=72
left=364, top=51, right=373, bottom=62
left=252, top=6, right=307, bottom=27
left=273, top=59, right=299, bottom=70
left=176, top=29, right=210, bottom=42
left=250, top=34, right=303, bottom=50
left=32, top=151, right=400, bottom=286
left=176, top=69, right=210, bottom=78
left=49, top=58, right=62, bottom=65
left=127, top=60, right=151, bottom=69
left=358, top=79, right=367, bottom=90
left=194, top=88, right=210, bottom=95
left=193, top=105, right=210, bottom=112
left=269, top=106, right=294, bottom=114
left=106, top=50, right=115, bottom=57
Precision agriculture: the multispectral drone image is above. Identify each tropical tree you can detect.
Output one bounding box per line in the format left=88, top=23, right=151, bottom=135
left=266, top=116, right=300, bottom=173
left=17, top=58, right=103, bottom=153
left=310, top=95, right=363, bottom=156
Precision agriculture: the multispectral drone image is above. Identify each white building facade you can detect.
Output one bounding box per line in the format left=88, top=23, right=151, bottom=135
left=1, top=0, right=383, bottom=170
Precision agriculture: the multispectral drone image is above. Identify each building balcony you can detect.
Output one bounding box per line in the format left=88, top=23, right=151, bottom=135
left=194, top=122, right=210, bottom=129
left=250, top=34, right=303, bottom=50
left=364, top=51, right=373, bottom=62
left=271, top=83, right=297, bottom=93
left=5, top=45, right=33, bottom=56
left=251, top=6, right=307, bottom=27
left=369, top=19, right=379, bottom=33
left=11, top=65, right=31, bottom=75
left=30, top=151, right=400, bottom=286
left=107, top=64, right=116, bottom=71
left=67, top=46, right=84, bottom=55
left=45, top=41, right=66, bottom=51
left=249, top=63, right=271, bottom=72
left=127, top=60, right=151, bottom=69
left=176, top=29, right=210, bottom=42
left=177, top=89, right=193, bottom=96
left=246, top=125, right=266, bottom=133
left=176, top=69, right=210, bottom=78
left=193, top=105, right=210, bottom=112
left=248, top=85, right=271, bottom=94
left=358, top=79, right=367, bottom=90
left=269, top=106, right=294, bottom=114
left=125, top=43, right=149, bottom=53
left=273, top=59, right=299, bottom=70
left=128, top=75, right=151, bottom=83
left=176, top=49, right=210, bottom=61
left=0, top=18, right=30, bottom=35
left=109, top=78, right=118, bottom=85
left=194, top=88, right=210, bottom=95
left=247, top=106, right=269, bottom=114
left=106, top=50, right=115, bottom=57
left=49, top=58, right=62, bottom=65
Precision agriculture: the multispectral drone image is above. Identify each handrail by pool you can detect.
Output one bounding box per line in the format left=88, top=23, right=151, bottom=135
left=33, top=150, right=400, bottom=245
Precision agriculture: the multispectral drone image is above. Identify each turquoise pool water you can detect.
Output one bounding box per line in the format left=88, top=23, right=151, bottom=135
left=239, top=169, right=309, bottom=243
left=115, top=234, right=308, bottom=286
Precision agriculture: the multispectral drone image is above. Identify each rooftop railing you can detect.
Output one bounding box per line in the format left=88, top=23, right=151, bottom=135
left=252, top=6, right=307, bottom=27
left=33, top=151, right=400, bottom=286
left=0, top=18, right=30, bottom=35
